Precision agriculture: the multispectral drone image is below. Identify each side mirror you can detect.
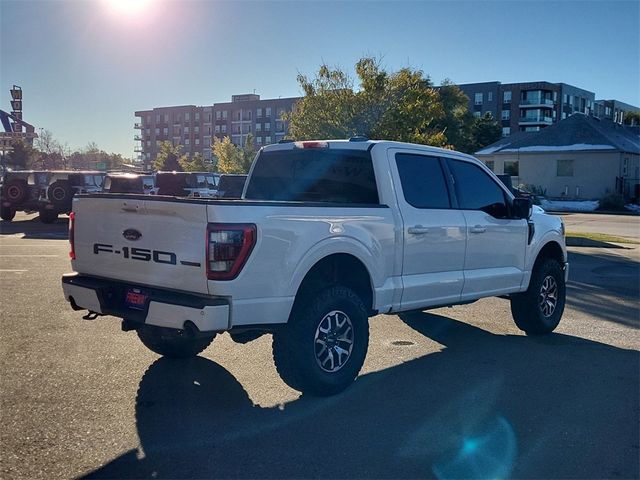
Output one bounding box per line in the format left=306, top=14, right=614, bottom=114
left=512, top=197, right=532, bottom=219
left=27, top=174, right=36, bottom=186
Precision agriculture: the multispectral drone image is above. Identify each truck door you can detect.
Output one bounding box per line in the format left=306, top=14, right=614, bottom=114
left=388, top=149, right=466, bottom=310
left=446, top=158, right=528, bottom=299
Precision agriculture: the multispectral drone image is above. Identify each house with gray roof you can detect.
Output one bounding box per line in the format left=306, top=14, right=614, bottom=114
left=475, top=113, right=640, bottom=201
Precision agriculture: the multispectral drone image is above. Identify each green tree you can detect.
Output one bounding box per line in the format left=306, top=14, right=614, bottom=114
left=241, top=133, right=257, bottom=172
left=179, top=152, right=212, bottom=172
left=5, top=139, right=38, bottom=169
left=286, top=57, right=447, bottom=147
left=213, top=136, right=254, bottom=174
left=154, top=141, right=185, bottom=171
left=434, top=79, right=475, bottom=151
left=623, top=111, right=640, bottom=126
left=470, top=113, right=502, bottom=152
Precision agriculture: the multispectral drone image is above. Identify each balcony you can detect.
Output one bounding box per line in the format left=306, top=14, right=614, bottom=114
left=134, top=122, right=143, bottom=129
left=134, top=146, right=144, bottom=152
left=519, top=116, right=553, bottom=125
left=519, top=98, right=555, bottom=108
left=134, top=135, right=142, bottom=141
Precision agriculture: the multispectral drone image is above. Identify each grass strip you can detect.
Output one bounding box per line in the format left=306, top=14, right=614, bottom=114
left=566, top=231, right=640, bottom=245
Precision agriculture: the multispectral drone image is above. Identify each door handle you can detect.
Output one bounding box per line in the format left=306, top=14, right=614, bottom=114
left=470, top=225, right=486, bottom=234
left=408, top=225, right=429, bottom=235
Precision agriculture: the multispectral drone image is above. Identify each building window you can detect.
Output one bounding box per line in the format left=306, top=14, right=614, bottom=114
left=256, top=137, right=262, bottom=145
left=222, top=110, right=228, bottom=119
left=184, top=127, right=189, bottom=134
left=221, top=125, right=227, bottom=133
left=156, top=140, right=161, bottom=147
left=156, top=114, right=161, bottom=123
left=474, top=93, right=483, bottom=105
left=195, top=112, right=200, bottom=121
left=257, top=108, right=262, bottom=118
left=256, top=123, right=262, bottom=132
left=146, top=115, right=151, bottom=124
left=485, top=161, right=495, bottom=172
left=185, top=139, right=190, bottom=146
left=206, top=113, right=212, bottom=122
left=163, top=127, right=168, bottom=135
left=488, top=92, right=493, bottom=102
left=155, top=128, right=160, bottom=135
left=502, top=127, right=511, bottom=137
left=195, top=138, right=200, bottom=146
left=146, top=140, right=150, bottom=147
left=557, top=159, right=574, bottom=177
left=265, top=107, right=271, bottom=117
left=265, top=122, right=271, bottom=131
left=216, top=111, right=221, bottom=120
left=163, top=114, right=169, bottom=122
left=204, top=149, right=211, bottom=160
left=185, top=113, right=190, bottom=121
left=504, top=160, right=519, bottom=176
left=473, top=111, right=481, bottom=118
left=503, top=91, right=511, bottom=103
left=194, top=126, right=199, bottom=134
left=204, top=136, right=211, bottom=146
left=265, top=136, right=271, bottom=144
left=501, top=110, right=510, bottom=121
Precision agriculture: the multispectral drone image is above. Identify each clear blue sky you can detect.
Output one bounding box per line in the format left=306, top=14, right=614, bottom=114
left=1, top=0, right=639, bottom=158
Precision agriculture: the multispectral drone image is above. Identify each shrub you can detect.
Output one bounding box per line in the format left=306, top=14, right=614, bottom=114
left=598, top=193, right=625, bottom=211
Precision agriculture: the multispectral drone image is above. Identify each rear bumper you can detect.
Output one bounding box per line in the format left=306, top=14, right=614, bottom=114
left=61, top=273, right=230, bottom=332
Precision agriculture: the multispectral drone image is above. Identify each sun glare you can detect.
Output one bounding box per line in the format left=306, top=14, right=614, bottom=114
left=105, top=0, right=153, bottom=16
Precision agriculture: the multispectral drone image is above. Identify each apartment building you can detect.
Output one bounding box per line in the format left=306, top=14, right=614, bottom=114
left=135, top=94, right=298, bottom=170
left=455, top=81, right=596, bottom=137
left=593, top=99, right=640, bottom=124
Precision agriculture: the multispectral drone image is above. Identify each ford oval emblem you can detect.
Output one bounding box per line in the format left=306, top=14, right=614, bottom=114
left=123, top=229, right=142, bottom=241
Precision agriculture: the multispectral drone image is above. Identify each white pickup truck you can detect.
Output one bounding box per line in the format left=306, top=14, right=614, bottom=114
left=62, top=139, right=568, bottom=396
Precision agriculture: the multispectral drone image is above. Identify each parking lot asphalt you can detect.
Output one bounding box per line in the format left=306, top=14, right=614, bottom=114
left=0, top=212, right=638, bottom=479
left=560, top=212, right=640, bottom=239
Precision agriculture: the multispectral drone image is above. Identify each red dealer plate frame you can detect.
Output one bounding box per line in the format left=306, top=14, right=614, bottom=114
left=125, top=288, right=148, bottom=310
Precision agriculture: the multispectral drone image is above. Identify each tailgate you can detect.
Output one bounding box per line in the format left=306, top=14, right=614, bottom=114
left=71, top=196, right=209, bottom=294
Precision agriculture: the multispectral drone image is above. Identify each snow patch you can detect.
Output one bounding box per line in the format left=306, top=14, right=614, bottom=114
left=625, top=204, right=640, bottom=213
left=540, top=199, right=599, bottom=212
left=502, top=144, right=615, bottom=153
left=476, top=144, right=509, bottom=155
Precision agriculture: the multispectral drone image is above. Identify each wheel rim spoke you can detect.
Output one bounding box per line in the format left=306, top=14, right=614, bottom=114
left=538, top=275, right=558, bottom=317
left=314, top=310, right=354, bottom=373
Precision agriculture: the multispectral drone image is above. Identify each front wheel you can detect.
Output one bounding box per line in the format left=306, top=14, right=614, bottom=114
left=1, top=205, right=16, bottom=221
left=272, top=286, right=369, bottom=396
left=137, top=325, right=216, bottom=358
left=511, top=258, right=566, bottom=334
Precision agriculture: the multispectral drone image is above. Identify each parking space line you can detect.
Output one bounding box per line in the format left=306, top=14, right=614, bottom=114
left=0, top=269, right=28, bottom=272
left=0, top=255, right=59, bottom=257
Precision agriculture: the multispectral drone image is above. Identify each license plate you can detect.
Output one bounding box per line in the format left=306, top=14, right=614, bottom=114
left=125, top=288, right=148, bottom=310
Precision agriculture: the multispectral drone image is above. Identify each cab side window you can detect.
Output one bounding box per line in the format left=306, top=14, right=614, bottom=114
left=395, top=153, right=451, bottom=209
left=449, top=159, right=509, bottom=218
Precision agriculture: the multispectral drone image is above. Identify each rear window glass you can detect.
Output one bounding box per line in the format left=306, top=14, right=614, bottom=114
left=245, top=148, right=379, bottom=204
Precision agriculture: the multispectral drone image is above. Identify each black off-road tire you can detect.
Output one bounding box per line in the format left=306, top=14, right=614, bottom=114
left=1, top=205, right=16, bottom=221
left=3, top=179, right=28, bottom=204
left=137, top=325, right=216, bottom=358
left=272, top=286, right=369, bottom=396
left=511, top=258, right=566, bottom=334
left=48, top=180, right=73, bottom=207
left=39, top=209, right=58, bottom=224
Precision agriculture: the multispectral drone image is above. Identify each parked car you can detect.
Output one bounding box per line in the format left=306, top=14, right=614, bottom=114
left=102, top=173, right=157, bottom=194
left=215, top=174, right=247, bottom=199
left=156, top=171, right=220, bottom=197
left=62, top=139, right=568, bottom=396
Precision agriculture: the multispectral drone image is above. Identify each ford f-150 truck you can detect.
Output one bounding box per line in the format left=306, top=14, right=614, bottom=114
left=62, top=139, right=568, bottom=396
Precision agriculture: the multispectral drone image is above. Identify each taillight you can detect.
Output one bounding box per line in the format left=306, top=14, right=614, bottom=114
left=69, top=211, right=76, bottom=259
left=206, top=224, right=256, bottom=280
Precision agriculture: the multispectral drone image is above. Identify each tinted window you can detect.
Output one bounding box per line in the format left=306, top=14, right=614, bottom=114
left=395, top=153, right=450, bottom=209
left=245, top=148, right=379, bottom=204
left=449, top=159, right=509, bottom=218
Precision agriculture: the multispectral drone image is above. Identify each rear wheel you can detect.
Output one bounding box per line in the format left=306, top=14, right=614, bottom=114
left=137, top=325, right=216, bottom=358
left=272, top=286, right=369, bottom=396
left=1, top=205, right=16, bottom=221
left=39, top=209, right=58, bottom=224
left=3, top=179, right=27, bottom=204
left=511, top=258, right=566, bottom=334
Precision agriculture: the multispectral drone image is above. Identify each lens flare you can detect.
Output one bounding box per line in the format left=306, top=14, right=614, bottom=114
left=105, top=0, right=153, bottom=16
